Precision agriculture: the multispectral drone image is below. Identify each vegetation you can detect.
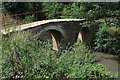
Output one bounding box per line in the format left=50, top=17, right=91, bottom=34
left=1, top=31, right=111, bottom=79
left=2, top=2, right=45, bottom=21
left=1, top=2, right=119, bottom=79
left=94, top=18, right=120, bottom=54
left=3, top=2, right=119, bottom=31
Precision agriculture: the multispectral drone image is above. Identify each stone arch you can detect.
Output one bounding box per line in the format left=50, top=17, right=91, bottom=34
left=34, top=25, right=66, bottom=51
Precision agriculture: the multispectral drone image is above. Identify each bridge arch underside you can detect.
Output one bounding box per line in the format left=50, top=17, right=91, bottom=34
left=36, top=26, right=67, bottom=51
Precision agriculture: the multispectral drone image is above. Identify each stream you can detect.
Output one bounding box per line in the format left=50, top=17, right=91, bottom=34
left=94, top=52, right=119, bottom=77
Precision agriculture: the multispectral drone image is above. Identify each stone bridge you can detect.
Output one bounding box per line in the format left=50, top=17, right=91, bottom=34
left=1, top=19, right=96, bottom=51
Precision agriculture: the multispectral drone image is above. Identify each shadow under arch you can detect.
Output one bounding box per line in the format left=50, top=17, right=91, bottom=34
left=34, top=25, right=67, bottom=51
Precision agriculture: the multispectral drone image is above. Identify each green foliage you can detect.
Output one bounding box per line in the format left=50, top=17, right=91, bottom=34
left=23, top=14, right=35, bottom=23
left=41, top=2, right=64, bottom=19
left=2, top=2, right=119, bottom=79
left=60, top=3, right=86, bottom=19
left=3, top=2, right=45, bottom=20
left=68, top=64, right=109, bottom=79
left=3, top=2, right=119, bottom=30
left=94, top=20, right=120, bottom=54
left=3, top=2, right=119, bottom=20
left=2, top=31, right=111, bottom=79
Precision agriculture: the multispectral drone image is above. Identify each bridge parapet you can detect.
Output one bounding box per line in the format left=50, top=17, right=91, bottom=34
left=1, top=19, right=85, bottom=34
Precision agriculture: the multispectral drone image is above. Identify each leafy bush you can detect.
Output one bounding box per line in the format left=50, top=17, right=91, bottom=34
left=94, top=21, right=120, bottom=54
left=23, top=14, right=35, bottom=23
left=2, top=31, right=111, bottom=79
left=3, top=2, right=45, bottom=21
left=60, top=3, right=86, bottom=19
left=41, top=2, right=64, bottom=19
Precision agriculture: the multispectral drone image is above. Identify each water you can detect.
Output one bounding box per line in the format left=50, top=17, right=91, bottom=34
left=94, top=52, right=119, bottom=77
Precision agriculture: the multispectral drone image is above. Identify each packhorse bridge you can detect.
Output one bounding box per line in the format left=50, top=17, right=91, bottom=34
left=1, top=19, right=96, bottom=51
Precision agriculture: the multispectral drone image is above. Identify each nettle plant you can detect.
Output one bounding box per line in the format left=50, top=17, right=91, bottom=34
left=2, top=31, right=111, bottom=79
